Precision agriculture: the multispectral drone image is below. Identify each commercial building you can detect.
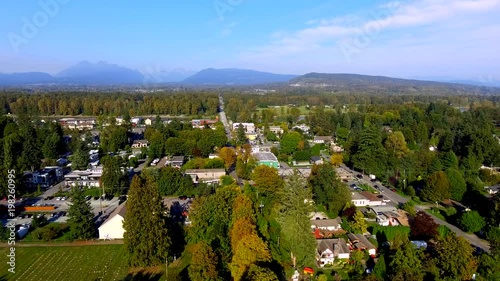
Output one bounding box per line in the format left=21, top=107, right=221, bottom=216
left=253, top=152, right=280, bottom=169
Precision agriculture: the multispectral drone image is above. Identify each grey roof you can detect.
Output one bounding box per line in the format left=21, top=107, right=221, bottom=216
left=317, top=238, right=350, bottom=255
left=310, top=156, right=322, bottom=162
left=311, top=217, right=342, bottom=228
left=253, top=152, right=278, bottom=161
left=171, top=156, right=185, bottom=162
left=348, top=233, right=375, bottom=250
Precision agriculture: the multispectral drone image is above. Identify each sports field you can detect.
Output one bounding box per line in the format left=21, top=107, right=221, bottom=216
left=0, top=245, right=131, bottom=281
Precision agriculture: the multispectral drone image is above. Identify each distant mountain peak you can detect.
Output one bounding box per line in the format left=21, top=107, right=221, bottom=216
left=183, top=68, right=297, bottom=85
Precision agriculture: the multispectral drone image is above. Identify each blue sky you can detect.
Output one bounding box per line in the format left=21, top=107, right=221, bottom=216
left=1, top=0, right=499, bottom=81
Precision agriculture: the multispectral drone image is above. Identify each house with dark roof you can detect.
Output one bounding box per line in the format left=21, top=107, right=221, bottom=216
left=98, top=204, right=126, bottom=239
left=347, top=233, right=376, bottom=256
left=310, top=156, right=323, bottom=165
left=316, top=238, right=350, bottom=267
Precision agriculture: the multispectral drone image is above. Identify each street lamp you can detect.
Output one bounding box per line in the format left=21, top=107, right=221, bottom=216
left=165, top=257, right=168, bottom=280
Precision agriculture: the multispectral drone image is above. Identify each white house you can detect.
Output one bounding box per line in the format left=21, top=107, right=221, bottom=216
left=185, top=169, right=226, bottom=185
left=316, top=238, right=350, bottom=267
left=351, top=192, right=370, bottom=207
left=145, top=118, right=153, bottom=126
left=98, top=204, right=126, bottom=240
left=311, top=217, right=342, bottom=232
left=313, top=136, right=333, bottom=145
left=232, top=122, right=256, bottom=133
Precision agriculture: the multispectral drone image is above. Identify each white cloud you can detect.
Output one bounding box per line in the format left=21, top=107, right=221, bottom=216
left=238, top=0, right=500, bottom=77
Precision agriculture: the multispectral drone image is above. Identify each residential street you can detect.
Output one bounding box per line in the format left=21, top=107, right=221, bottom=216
left=340, top=164, right=491, bottom=253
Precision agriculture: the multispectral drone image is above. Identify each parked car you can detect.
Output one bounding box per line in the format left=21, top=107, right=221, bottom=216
left=356, top=174, right=363, bottom=179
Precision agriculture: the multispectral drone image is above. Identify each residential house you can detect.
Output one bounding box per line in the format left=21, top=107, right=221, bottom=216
left=360, top=191, right=386, bottom=206
left=251, top=144, right=273, bottom=153
left=293, top=124, right=310, bottom=134
left=130, top=117, right=142, bottom=126
left=64, top=166, right=103, bottom=187
left=185, top=169, right=226, bottom=185
left=191, top=118, right=218, bottom=129
left=316, top=238, right=351, bottom=267
left=347, top=233, right=376, bottom=256
left=313, top=136, right=333, bottom=145
left=310, top=156, right=323, bottom=165
left=485, top=185, right=500, bottom=195
left=369, top=206, right=402, bottom=226
left=311, top=217, right=342, bottom=232
left=336, top=167, right=352, bottom=181
left=268, top=126, right=284, bottom=135
left=253, top=152, right=280, bottom=169
left=131, top=139, right=149, bottom=148
left=351, top=192, right=370, bottom=207
left=166, top=156, right=185, bottom=168
left=232, top=122, right=256, bottom=133
left=98, top=204, right=126, bottom=239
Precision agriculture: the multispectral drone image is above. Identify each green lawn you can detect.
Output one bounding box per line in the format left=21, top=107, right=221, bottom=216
left=0, top=245, right=130, bottom=281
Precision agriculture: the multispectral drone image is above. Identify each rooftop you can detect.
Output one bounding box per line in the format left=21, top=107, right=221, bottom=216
left=253, top=152, right=278, bottom=161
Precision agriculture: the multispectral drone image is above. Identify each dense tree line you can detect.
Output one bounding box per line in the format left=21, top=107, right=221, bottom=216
left=0, top=92, right=219, bottom=116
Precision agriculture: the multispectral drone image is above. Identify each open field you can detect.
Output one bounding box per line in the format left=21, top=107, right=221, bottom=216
left=0, top=245, right=131, bottom=281
left=256, top=105, right=336, bottom=116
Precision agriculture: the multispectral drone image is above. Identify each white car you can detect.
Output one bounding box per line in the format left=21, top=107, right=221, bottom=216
left=55, top=197, right=61, bottom=201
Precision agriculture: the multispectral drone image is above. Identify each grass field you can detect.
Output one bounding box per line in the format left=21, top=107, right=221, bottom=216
left=0, top=245, right=131, bottom=281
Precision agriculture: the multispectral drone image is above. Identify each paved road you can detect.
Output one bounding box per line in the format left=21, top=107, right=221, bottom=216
left=218, top=95, right=232, bottom=141
left=416, top=205, right=490, bottom=253
left=340, top=164, right=491, bottom=253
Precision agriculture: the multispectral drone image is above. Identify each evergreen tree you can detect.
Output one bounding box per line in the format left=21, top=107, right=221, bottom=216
left=71, top=148, right=89, bottom=170
left=123, top=175, right=170, bottom=267
left=278, top=171, right=316, bottom=267
left=67, top=187, right=96, bottom=239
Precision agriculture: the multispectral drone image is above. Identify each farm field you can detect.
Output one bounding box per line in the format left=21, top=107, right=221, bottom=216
left=0, top=245, right=131, bottom=281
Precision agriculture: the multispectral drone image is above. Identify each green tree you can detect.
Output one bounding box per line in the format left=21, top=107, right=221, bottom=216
left=434, top=234, right=478, bottom=280
left=385, top=131, right=410, bottom=159
left=67, top=187, right=96, bottom=239
left=101, top=156, right=127, bottom=195
left=252, top=165, right=284, bottom=197
left=71, top=148, right=89, bottom=170
left=389, top=239, right=424, bottom=281
left=123, top=175, right=170, bottom=267
left=352, top=126, right=387, bottom=175
left=350, top=211, right=368, bottom=234
left=236, top=124, right=247, bottom=146
left=308, top=164, right=351, bottom=217
left=420, top=171, right=450, bottom=202
left=42, top=132, right=61, bottom=160
left=440, top=150, right=459, bottom=170
left=244, top=265, right=279, bottom=281
left=280, top=131, right=302, bottom=155
left=445, top=168, right=467, bottom=201
left=148, top=131, right=165, bottom=159
left=188, top=242, right=220, bottom=281
left=458, top=211, right=485, bottom=233
left=278, top=171, right=316, bottom=267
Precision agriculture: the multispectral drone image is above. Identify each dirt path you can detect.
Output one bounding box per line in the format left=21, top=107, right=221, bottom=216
left=1, top=239, right=124, bottom=247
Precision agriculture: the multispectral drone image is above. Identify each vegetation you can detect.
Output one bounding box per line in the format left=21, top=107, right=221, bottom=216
left=67, top=187, right=96, bottom=240
left=123, top=175, right=170, bottom=267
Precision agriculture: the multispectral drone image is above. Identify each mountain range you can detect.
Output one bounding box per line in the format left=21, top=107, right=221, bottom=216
left=0, top=61, right=499, bottom=92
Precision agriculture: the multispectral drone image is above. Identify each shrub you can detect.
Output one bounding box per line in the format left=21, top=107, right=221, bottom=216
left=444, top=206, right=457, bottom=217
